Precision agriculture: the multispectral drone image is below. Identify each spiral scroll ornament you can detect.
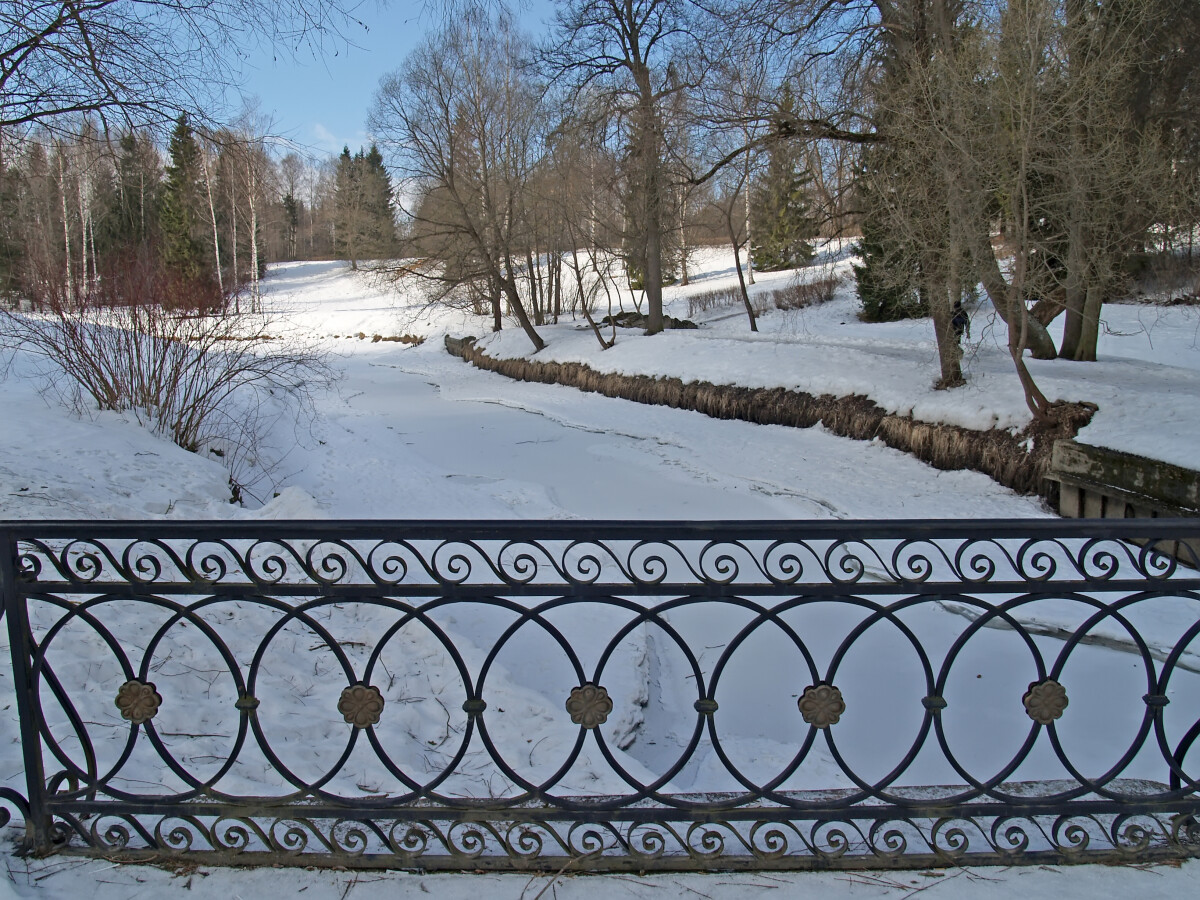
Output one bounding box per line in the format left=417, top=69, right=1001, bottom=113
left=114, top=680, right=162, bottom=725
left=8, top=519, right=1200, bottom=870
left=566, top=684, right=613, bottom=729
left=338, top=684, right=385, bottom=729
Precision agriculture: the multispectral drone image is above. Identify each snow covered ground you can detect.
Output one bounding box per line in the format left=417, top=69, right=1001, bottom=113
left=467, top=243, right=1200, bottom=471
left=0, top=249, right=1198, bottom=896
left=1, top=852, right=1197, bottom=900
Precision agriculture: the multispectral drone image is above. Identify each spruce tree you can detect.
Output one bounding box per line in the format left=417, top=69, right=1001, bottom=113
left=333, top=146, right=361, bottom=267
left=852, top=144, right=926, bottom=322
left=334, top=144, right=396, bottom=268
left=361, top=144, right=396, bottom=257
left=106, top=132, right=162, bottom=255
left=282, top=192, right=300, bottom=260
left=159, top=114, right=206, bottom=283
left=750, top=87, right=817, bottom=273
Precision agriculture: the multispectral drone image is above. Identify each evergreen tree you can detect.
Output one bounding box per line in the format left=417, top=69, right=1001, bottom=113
left=333, top=146, right=361, bottom=268
left=852, top=144, right=926, bottom=322
left=282, top=191, right=300, bottom=260
left=159, top=114, right=207, bottom=283
left=334, top=144, right=395, bottom=268
left=105, top=131, right=161, bottom=255
left=361, top=144, right=396, bottom=256
left=750, top=87, right=817, bottom=273
left=0, top=159, right=22, bottom=294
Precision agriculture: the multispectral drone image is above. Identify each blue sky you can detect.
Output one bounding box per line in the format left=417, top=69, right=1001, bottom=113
left=241, top=1, right=555, bottom=160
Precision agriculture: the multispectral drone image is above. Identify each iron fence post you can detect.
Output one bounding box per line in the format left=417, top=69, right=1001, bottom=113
left=1, top=529, right=49, bottom=854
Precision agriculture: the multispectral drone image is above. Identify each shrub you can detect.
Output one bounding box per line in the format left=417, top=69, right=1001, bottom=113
left=686, top=287, right=741, bottom=317
left=770, top=276, right=842, bottom=310
left=686, top=286, right=773, bottom=319
left=1, top=254, right=331, bottom=503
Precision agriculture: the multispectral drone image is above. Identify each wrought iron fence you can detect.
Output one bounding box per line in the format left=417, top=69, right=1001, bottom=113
left=1, top=518, right=1199, bottom=872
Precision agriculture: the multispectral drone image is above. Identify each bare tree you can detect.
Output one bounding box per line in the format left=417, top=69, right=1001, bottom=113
left=544, top=0, right=701, bottom=335
left=371, top=11, right=547, bottom=351
left=543, top=120, right=625, bottom=349
left=1, top=1, right=368, bottom=132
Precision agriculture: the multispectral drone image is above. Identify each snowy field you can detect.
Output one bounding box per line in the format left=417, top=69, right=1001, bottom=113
left=0, top=249, right=1198, bottom=896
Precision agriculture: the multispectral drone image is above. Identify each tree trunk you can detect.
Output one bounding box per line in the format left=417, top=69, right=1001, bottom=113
left=928, top=268, right=963, bottom=388
left=76, top=168, right=89, bottom=294
left=58, top=151, right=73, bottom=303
left=634, top=78, right=664, bottom=335
left=490, top=272, right=502, bottom=332
left=229, top=177, right=239, bottom=311
left=526, top=249, right=542, bottom=325
left=1007, top=292, right=1053, bottom=420
left=249, top=185, right=260, bottom=311
left=729, top=216, right=757, bottom=332
left=552, top=254, right=562, bottom=323
left=643, top=199, right=664, bottom=334
left=500, top=262, right=544, bottom=352
left=1060, top=200, right=1088, bottom=359
left=971, top=229, right=1058, bottom=359
left=744, top=162, right=755, bottom=286
left=201, top=149, right=224, bottom=295
left=88, top=207, right=98, bottom=285
left=678, top=189, right=689, bottom=286
left=570, top=253, right=614, bottom=350
left=1077, top=281, right=1102, bottom=362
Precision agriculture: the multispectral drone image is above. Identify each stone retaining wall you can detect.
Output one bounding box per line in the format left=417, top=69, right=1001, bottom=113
left=1049, top=440, right=1199, bottom=519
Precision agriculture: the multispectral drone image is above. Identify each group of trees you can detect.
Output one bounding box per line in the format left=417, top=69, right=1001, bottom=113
left=370, top=3, right=824, bottom=347
left=4, top=0, right=1199, bottom=429
left=848, top=0, right=1200, bottom=411
left=0, top=0, right=396, bottom=312
left=0, top=117, right=399, bottom=311
left=0, top=0, right=375, bottom=497
left=368, top=0, right=1199, bottom=423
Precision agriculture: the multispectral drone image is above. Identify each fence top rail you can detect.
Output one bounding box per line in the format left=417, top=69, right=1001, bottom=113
left=3, top=518, right=1198, bottom=595
left=2, top=517, right=1198, bottom=540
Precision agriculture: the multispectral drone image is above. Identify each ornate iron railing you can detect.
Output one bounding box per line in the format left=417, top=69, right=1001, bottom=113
left=1, top=518, right=1198, bottom=871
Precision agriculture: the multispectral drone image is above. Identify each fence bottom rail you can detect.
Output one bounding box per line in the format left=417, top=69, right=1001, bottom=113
left=23, top=804, right=1200, bottom=872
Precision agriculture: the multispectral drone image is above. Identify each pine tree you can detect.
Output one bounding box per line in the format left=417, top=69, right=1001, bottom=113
left=159, top=114, right=206, bottom=283
left=750, top=87, right=817, bottom=273
left=0, top=158, right=22, bottom=294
